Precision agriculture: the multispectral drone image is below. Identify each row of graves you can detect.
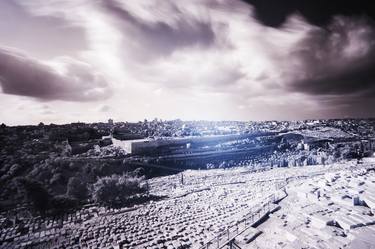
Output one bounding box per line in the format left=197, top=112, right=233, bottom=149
left=0, top=162, right=355, bottom=249
left=250, top=158, right=375, bottom=249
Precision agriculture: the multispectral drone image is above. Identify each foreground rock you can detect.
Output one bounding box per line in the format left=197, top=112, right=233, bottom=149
left=247, top=158, right=375, bottom=249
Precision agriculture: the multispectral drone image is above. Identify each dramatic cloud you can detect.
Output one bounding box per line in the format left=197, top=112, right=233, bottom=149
left=101, top=0, right=216, bottom=60
left=0, top=47, right=112, bottom=101
left=1, top=0, right=375, bottom=124
left=282, top=16, right=375, bottom=97
left=242, top=0, right=375, bottom=27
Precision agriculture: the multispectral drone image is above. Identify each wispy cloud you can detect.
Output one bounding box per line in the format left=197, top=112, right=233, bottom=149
left=1, top=0, right=375, bottom=124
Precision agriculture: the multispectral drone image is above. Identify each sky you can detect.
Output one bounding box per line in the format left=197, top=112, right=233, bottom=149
left=1, top=0, right=375, bottom=125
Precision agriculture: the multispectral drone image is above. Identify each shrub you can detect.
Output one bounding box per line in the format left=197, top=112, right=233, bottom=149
left=49, top=195, right=78, bottom=215
left=15, top=178, right=51, bottom=215
left=66, top=177, right=88, bottom=201
left=92, top=174, right=146, bottom=206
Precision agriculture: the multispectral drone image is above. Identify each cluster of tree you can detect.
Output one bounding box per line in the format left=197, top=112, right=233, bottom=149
left=13, top=173, right=147, bottom=215
left=14, top=177, right=79, bottom=216
left=48, top=126, right=103, bottom=142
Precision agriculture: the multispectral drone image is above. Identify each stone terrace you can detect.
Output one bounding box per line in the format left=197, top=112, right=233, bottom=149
left=247, top=158, right=375, bottom=249
left=0, top=162, right=361, bottom=249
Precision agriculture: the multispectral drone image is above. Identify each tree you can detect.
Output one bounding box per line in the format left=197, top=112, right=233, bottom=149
left=50, top=173, right=64, bottom=185
left=49, top=195, right=78, bottom=215
left=133, top=167, right=145, bottom=177
left=91, top=174, right=146, bottom=206
left=92, top=175, right=118, bottom=206
left=66, top=177, right=88, bottom=201
left=333, top=150, right=341, bottom=159
left=16, top=178, right=51, bottom=215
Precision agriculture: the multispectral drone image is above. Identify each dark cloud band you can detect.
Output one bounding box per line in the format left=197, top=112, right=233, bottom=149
left=284, top=16, right=375, bottom=97
left=241, top=0, right=375, bottom=27
left=0, top=47, right=112, bottom=101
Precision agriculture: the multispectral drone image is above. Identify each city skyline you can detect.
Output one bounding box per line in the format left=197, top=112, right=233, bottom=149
left=1, top=0, right=375, bottom=125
